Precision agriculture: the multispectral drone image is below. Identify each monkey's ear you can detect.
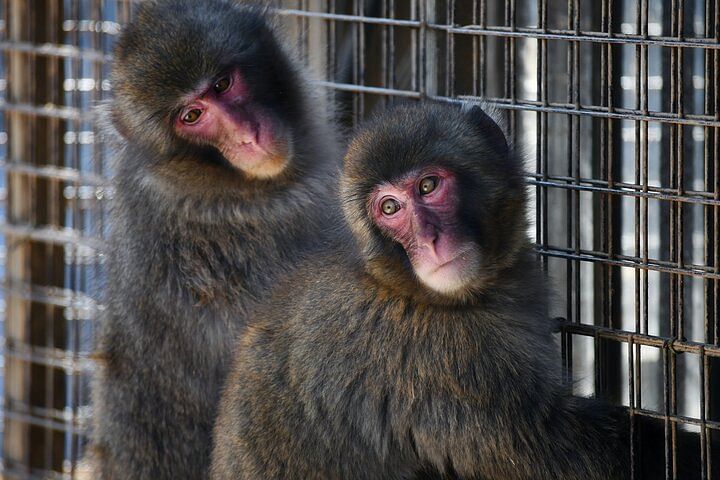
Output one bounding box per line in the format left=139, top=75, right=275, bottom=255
left=465, top=105, right=508, bottom=156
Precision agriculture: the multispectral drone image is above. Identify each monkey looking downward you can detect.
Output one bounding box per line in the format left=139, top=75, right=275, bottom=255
left=89, top=1, right=341, bottom=479
left=210, top=103, right=628, bottom=479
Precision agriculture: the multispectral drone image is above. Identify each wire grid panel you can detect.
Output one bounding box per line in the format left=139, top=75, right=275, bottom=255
left=0, top=0, right=716, bottom=478
left=0, top=1, right=132, bottom=478
left=275, top=0, right=719, bottom=477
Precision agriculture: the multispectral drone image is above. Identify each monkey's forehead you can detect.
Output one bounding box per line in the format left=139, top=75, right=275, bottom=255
left=114, top=0, right=268, bottom=97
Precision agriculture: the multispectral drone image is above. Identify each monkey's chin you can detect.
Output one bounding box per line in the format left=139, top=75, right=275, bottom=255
left=413, top=250, right=480, bottom=295
left=416, top=265, right=472, bottom=294
left=224, top=146, right=288, bottom=179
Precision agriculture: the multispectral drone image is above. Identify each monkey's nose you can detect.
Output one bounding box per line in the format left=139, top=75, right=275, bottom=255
left=412, top=212, right=438, bottom=243
left=415, top=225, right=439, bottom=255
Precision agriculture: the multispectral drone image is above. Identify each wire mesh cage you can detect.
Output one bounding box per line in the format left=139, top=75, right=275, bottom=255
left=0, top=0, right=717, bottom=478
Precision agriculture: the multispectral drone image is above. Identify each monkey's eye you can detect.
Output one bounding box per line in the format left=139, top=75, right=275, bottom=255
left=418, top=176, right=439, bottom=195
left=182, top=109, right=203, bottom=125
left=213, top=77, right=232, bottom=94
left=380, top=198, right=401, bottom=216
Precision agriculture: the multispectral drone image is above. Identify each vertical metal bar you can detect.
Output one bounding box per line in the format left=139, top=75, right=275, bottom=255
left=328, top=0, right=336, bottom=90
left=3, top=0, right=67, bottom=474
left=506, top=0, right=516, bottom=141
left=563, top=0, right=580, bottom=387
left=471, top=0, right=478, bottom=98
left=537, top=0, right=548, bottom=277
left=3, top=0, right=33, bottom=470
left=707, top=2, right=720, bottom=478
left=477, top=0, right=486, bottom=97
left=632, top=1, right=646, bottom=477
left=668, top=0, right=684, bottom=479
left=445, top=0, right=453, bottom=97
left=421, top=0, right=437, bottom=98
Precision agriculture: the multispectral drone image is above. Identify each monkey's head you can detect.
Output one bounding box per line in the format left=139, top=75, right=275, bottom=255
left=342, top=103, right=529, bottom=303
left=111, top=0, right=306, bottom=182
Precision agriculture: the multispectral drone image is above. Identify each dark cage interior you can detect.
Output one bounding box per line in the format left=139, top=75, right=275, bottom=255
left=0, top=0, right=717, bottom=478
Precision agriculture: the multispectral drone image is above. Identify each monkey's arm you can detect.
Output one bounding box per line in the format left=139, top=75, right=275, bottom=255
left=513, top=395, right=719, bottom=480
left=438, top=394, right=627, bottom=480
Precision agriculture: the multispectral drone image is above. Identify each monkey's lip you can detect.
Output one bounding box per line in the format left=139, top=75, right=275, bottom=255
left=417, top=245, right=474, bottom=274
left=413, top=246, right=479, bottom=294
left=429, top=255, right=465, bottom=274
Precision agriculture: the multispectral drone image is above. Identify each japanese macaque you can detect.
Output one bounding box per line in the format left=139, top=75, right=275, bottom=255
left=209, top=102, right=632, bottom=479
left=88, top=0, right=341, bottom=478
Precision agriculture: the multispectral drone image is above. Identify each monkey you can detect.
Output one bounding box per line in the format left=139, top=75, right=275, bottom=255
left=88, top=1, right=342, bottom=479
left=209, top=102, right=636, bottom=480
left=210, top=100, right=720, bottom=480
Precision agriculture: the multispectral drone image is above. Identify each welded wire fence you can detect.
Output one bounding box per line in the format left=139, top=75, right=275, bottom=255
left=0, top=0, right=716, bottom=478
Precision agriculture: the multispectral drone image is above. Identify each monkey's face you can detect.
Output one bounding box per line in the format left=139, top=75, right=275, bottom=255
left=369, top=168, right=481, bottom=294
left=111, top=1, right=307, bottom=187
left=173, top=68, right=289, bottom=179
left=342, top=102, right=528, bottom=302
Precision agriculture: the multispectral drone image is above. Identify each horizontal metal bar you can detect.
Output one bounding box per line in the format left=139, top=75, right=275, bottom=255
left=630, top=408, right=720, bottom=431
left=2, top=223, right=105, bottom=251
left=4, top=340, right=94, bottom=373
left=275, top=9, right=720, bottom=49
left=531, top=173, right=720, bottom=201
left=301, top=81, right=720, bottom=127
left=0, top=160, right=107, bottom=187
left=0, top=464, right=74, bottom=480
left=561, top=323, right=720, bottom=358
left=433, top=24, right=720, bottom=50
left=3, top=401, right=87, bottom=436
left=538, top=247, right=720, bottom=280
left=275, top=9, right=420, bottom=27
left=529, top=178, right=720, bottom=207
left=3, top=280, right=103, bottom=316
left=460, top=97, right=720, bottom=128
left=0, top=40, right=111, bottom=62
left=0, top=99, right=86, bottom=121
left=315, top=80, right=421, bottom=98
left=545, top=245, right=717, bottom=276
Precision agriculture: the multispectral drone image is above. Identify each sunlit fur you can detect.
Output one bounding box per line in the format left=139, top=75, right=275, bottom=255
left=89, top=1, right=341, bottom=479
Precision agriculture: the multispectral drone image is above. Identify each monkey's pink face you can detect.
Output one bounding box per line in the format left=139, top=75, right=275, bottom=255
left=174, top=69, right=287, bottom=179
left=371, top=168, right=481, bottom=294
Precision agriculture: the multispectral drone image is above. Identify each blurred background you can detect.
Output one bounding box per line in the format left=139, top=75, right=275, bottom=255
left=0, top=0, right=717, bottom=478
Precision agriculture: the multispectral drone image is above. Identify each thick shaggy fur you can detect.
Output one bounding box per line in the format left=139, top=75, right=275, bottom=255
left=89, top=1, right=341, bottom=478
left=210, top=103, right=629, bottom=479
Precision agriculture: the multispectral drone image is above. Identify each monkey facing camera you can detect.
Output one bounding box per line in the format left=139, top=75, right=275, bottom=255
left=88, top=1, right=341, bottom=479
left=210, top=102, right=634, bottom=479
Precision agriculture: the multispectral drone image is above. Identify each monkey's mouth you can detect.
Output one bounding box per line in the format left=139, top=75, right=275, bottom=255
left=412, top=244, right=480, bottom=294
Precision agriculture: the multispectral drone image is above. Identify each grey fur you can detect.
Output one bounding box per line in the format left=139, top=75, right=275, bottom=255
left=88, top=1, right=341, bottom=478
